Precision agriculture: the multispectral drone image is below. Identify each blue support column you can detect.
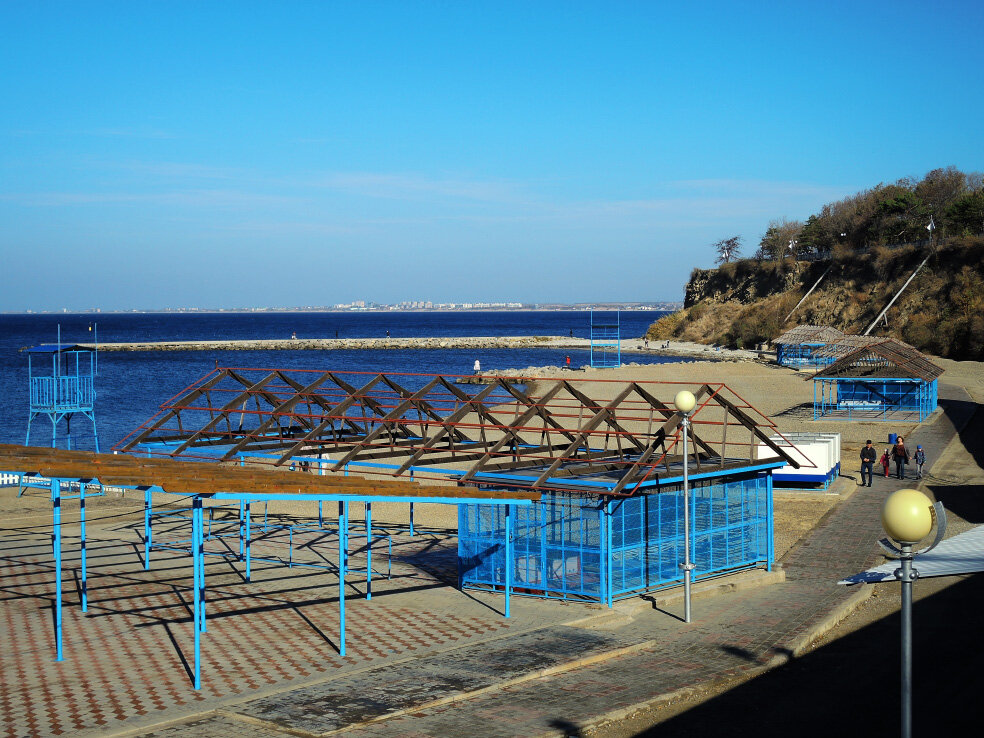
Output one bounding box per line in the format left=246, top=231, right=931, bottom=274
left=766, top=473, right=774, bottom=570
left=598, top=502, right=606, bottom=606
left=53, top=479, right=63, bottom=661
left=409, top=501, right=415, bottom=537
left=192, top=496, right=202, bottom=689
left=504, top=504, right=512, bottom=618
left=143, top=489, right=152, bottom=570
left=246, top=501, right=253, bottom=582
left=365, top=502, right=372, bottom=600
left=239, top=501, right=245, bottom=560
left=198, top=500, right=206, bottom=634
left=80, top=482, right=87, bottom=612
left=338, top=501, right=347, bottom=657
left=606, top=499, right=614, bottom=607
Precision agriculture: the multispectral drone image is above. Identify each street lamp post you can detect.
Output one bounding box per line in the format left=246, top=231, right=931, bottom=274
left=880, top=488, right=947, bottom=738
left=674, top=390, right=697, bottom=623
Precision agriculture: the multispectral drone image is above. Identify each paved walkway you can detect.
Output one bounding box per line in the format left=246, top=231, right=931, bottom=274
left=0, top=383, right=976, bottom=737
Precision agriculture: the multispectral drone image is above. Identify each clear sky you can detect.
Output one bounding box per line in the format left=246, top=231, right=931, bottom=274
left=1, top=1, right=982, bottom=311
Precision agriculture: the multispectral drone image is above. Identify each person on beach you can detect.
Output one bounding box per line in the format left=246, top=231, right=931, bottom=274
left=879, top=448, right=891, bottom=477
left=473, top=359, right=481, bottom=373
left=565, top=355, right=571, bottom=370
left=914, top=445, right=926, bottom=479
left=860, top=439, right=876, bottom=487
left=891, top=436, right=910, bottom=479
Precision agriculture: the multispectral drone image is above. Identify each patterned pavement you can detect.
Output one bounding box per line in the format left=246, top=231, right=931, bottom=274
left=0, top=517, right=582, bottom=737
left=0, top=383, right=976, bottom=737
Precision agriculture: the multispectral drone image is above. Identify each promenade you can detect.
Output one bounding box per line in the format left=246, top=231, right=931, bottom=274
left=0, top=381, right=977, bottom=737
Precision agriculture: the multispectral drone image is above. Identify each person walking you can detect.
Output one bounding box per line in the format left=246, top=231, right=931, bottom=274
left=859, top=439, right=876, bottom=487
left=473, top=359, right=481, bottom=373
left=565, top=355, right=571, bottom=370
left=879, top=448, right=891, bottom=477
left=914, top=445, right=926, bottom=479
left=891, top=436, right=910, bottom=479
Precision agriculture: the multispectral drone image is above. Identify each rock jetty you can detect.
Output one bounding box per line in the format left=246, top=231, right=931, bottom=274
left=79, top=336, right=560, bottom=352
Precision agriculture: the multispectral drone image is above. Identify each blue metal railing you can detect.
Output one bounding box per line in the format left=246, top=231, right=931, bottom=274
left=29, top=375, right=95, bottom=411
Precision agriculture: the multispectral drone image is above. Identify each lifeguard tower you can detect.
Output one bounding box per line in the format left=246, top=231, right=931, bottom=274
left=589, top=309, right=621, bottom=368
left=26, top=338, right=100, bottom=451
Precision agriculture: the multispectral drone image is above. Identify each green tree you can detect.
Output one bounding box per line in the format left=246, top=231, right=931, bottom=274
left=915, top=166, right=967, bottom=238
left=797, top=214, right=833, bottom=256
left=872, top=185, right=929, bottom=244
left=945, top=190, right=984, bottom=236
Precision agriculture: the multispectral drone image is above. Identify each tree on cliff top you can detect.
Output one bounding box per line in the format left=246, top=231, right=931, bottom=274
left=756, top=218, right=802, bottom=260
left=713, top=235, right=743, bottom=264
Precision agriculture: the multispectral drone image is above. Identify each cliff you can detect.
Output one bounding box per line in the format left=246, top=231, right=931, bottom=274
left=650, top=237, right=984, bottom=360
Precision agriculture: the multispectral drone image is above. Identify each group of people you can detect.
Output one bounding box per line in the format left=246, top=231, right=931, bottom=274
left=859, top=436, right=927, bottom=487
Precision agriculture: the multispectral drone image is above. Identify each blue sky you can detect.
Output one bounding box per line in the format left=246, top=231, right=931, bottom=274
left=1, top=1, right=982, bottom=311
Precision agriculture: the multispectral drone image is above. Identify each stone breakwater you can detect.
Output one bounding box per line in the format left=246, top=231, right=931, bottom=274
left=77, top=336, right=560, bottom=352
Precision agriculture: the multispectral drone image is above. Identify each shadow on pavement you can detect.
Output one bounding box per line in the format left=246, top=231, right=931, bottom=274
left=633, top=573, right=983, bottom=737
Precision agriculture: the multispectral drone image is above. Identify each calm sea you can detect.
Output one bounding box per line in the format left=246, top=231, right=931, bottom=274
left=0, top=310, right=673, bottom=449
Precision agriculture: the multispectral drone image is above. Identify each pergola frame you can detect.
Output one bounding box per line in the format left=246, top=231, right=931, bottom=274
left=118, top=367, right=800, bottom=497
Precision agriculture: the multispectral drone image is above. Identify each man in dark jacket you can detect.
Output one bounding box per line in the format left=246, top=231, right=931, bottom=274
left=860, top=440, right=876, bottom=487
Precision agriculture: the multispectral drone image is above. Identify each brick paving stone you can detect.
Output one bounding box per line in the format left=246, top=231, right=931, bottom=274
left=0, top=382, right=974, bottom=737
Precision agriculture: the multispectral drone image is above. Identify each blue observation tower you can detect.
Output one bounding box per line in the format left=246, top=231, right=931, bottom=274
left=26, top=331, right=100, bottom=451
left=589, top=309, right=621, bottom=368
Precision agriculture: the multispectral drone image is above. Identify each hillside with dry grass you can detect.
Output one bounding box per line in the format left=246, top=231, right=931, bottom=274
left=647, top=237, right=984, bottom=360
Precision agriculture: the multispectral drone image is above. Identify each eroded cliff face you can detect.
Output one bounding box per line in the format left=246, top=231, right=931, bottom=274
left=684, top=262, right=810, bottom=307
left=654, top=238, right=984, bottom=360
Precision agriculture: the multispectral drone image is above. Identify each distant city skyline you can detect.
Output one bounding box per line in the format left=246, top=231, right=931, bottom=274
left=2, top=1, right=983, bottom=312
left=4, top=299, right=681, bottom=315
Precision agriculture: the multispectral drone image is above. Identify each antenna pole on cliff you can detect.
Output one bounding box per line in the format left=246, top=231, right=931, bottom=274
left=863, top=253, right=932, bottom=336
left=784, top=264, right=833, bottom=323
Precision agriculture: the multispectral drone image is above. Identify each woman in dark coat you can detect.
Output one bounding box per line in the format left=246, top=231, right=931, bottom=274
left=891, top=437, right=910, bottom=479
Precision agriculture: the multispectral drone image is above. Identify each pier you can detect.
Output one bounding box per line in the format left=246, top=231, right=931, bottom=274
left=75, top=336, right=565, bottom=352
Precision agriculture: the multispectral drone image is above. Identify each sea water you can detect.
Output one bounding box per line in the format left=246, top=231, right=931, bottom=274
left=0, top=311, right=675, bottom=448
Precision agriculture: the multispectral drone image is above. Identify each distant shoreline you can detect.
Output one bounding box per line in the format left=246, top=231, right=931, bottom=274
left=1, top=305, right=681, bottom=317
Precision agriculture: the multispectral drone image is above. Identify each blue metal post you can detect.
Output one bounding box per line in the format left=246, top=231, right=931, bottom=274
left=192, top=496, right=202, bottom=689
left=766, top=473, right=774, bottom=569
left=245, top=501, right=252, bottom=581
left=504, top=504, right=512, bottom=618
left=80, top=482, right=87, bottom=612
left=606, top=499, right=614, bottom=607
left=53, top=479, right=63, bottom=661
left=239, top=500, right=245, bottom=560
left=198, top=500, right=206, bottom=633
left=143, top=489, right=152, bottom=570
left=338, top=500, right=347, bottom=656
left=409, top=502, right=415, bottom=536
left=598, top=502, right=606, bottom=606
left=365, top=502, right=372, bottom=600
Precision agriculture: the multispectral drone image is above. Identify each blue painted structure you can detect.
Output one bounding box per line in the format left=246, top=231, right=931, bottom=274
left=6, top=462, right=532, bottom=691
left=813, top=378, right=938, bottom=422
left=776, top=342, right=836, bottom=368
left=590, top=309, right=621, bottom=368
left=459, top=469, right=775, bottom=604
left=773, top=325, right=844, bottom=368
left=25, top=335, right=99, bottom=451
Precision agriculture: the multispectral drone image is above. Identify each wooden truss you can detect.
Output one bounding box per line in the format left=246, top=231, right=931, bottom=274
left=118, top=368, right=800, bottom=497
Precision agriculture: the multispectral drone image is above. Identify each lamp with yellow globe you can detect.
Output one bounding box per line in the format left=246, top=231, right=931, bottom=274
left=880, top=488, right=947, bottom=738
left=673, top=390, right=697, bottom=623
